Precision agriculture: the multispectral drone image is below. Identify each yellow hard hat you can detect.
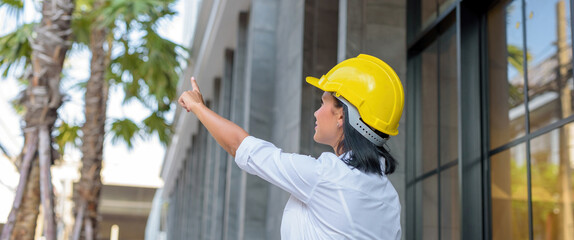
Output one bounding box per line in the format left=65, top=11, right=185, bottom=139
left=306, top=54, right=404, bottom=136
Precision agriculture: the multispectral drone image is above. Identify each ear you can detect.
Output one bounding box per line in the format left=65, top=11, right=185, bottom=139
left=334, top=107, right=344, bottom=127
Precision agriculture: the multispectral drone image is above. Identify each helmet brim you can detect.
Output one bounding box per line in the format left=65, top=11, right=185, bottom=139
left=306, top=76, right=323, bottom=91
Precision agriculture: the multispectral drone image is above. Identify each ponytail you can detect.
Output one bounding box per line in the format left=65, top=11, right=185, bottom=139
left=335, top=99, right=397, bottom=175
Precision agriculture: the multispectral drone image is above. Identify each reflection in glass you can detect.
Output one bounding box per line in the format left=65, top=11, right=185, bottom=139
left=420, top=0, right=457, bottom=31
left=488, top=0, right=526, bottom=150
left=438, top=0, right=456, bottom=13
left=415, top=176, right=438, bottom=240
left=526, top=0, right=573, bottom=133
left=439, top=25, right=458, bottom=166
left=417, top=24, right=458, bottom=177
left=440, top=165, right=459, bottom=240
left=419, top=41, right=439, bottom=177
left=491, top=143, right=529, bottom=240
left=421, top=0, right=438, bottom=30
left=531, top=123, right=574, bottom=239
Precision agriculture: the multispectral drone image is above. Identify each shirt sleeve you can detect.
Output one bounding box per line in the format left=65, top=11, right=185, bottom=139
left=235, top=136, right=322, bottom=203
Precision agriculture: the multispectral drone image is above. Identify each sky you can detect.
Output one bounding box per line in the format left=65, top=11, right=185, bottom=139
left=505, top=0, right=572, bottom=80
left=0, top=0, right=188, bottom=188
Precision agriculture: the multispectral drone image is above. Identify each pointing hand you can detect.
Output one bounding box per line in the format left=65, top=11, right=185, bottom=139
left=178, top=77, right=205, bottom=113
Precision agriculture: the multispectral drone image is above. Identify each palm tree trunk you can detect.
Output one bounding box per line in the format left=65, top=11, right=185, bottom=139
left=3, top=0, right=75, bottom=239
left=75, top=0, right=108, bottom=237
left=70, top=200, right=86, bottom=240
left=38, top=126, right=56, bottom=240
left=11, top=159, right=40, bottom=240
left=1, top=130, right=38, bottom=240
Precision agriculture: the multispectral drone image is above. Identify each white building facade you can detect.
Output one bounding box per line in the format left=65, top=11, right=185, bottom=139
left=146, top=0, right=407, bottom=239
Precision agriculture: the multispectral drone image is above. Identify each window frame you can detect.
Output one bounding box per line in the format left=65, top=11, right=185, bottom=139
left=406, top=0, right=497, bottom=240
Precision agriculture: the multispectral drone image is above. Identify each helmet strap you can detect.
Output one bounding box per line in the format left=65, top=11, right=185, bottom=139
left=336, top=97, right=387, bottom=147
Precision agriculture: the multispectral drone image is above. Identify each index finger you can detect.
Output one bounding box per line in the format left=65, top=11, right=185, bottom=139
left=191, top=77, right=200, bottom=92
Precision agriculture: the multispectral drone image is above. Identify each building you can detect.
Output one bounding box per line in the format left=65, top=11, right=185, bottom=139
left=147, top=0, right=574, bottom=239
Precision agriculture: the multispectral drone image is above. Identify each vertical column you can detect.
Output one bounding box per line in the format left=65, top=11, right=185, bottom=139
left=212, top=50, right=233, bottom=240
left=197, top=123, right=209, bottom=239
left=242, top=1, right=278, bottom=239
left=265, top=0, right=306, bottom=238
left=224, top=11, right=249, bottom=240
left=457, top=2, right=483, bottom=240
left=301, top=0, right=339, bottom=157
left=202, top=80, right=222, bottom=240
left=344, top=1, right=407, bottom=238
left=189, top=133, right=200, bottom=240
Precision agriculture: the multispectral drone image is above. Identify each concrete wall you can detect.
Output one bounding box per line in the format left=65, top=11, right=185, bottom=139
left=243, top=1, right=278, bottom=239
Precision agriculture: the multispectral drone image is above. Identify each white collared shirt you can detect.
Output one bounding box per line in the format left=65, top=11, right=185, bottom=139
left=235, top=136, right=401, bottom=240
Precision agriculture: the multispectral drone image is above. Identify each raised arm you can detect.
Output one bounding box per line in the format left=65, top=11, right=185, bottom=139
left=178, top=77, right=248, bottom=157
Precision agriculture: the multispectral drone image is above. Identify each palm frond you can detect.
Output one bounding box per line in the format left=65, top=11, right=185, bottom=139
left=54, top=121, right=82, bottom=155
left=109, top=118, right=140, bottom=149
left=99, top=0, right=173, bottom=28
left=142, top=112, right=172, bottom=145
left=71, top=79, right=88, bottom=91
left=0, top=0, right=24, bottom=9
left=0, top=0, right=24, bottom=23
left=109, top=51, right=146, bottom=104
left=137, top=26, right=187, bottom=111
left=0, top=22, right=34, bottom=78
left=70, top=11, right=93, bottom=46
left=10, top=97, right=24, bottom=115
left=507, top=44, right=532, bottom=75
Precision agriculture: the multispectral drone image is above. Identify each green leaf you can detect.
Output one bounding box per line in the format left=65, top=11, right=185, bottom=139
left=137, top=26, right=187, bottom=109
left=0, top=0, right=24, bottom=9
left=71, top=11, right=93, bottom=46
left=99, top=0, right=174, bottom=28
left=71, top=79, right=88, bottom=91
left=82, top=0, right=185, bottom=150
left=54, top=121, right=82, bottom=155
left=109, top=118, right=140, bottom=149
left=0, top=22, right=34, bottom=78
left=10, top=97, right=24, bottom=115
left=507, top=44, right=532, bottom=75
left=142, top=112, right=172, bottom=145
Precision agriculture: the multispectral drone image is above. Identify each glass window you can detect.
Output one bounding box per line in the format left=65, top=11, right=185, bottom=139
left=490, top=143, right=529, bottom=240
left=488, top=0, right=527, bottom=150
left=489, top=0, right=574, bottom=150
left=416, top=24, right=458, bottom=177
left=438, top=0, right=456, bottom=13
left=415, top=176, right=439, bottom=240
left=420, top=0, right=457, bottom=31
left=531, top=123, right=574, bottom=239
left=440, top=165, right=459, bottom=240
left=439, top=25, right=458, bottom=166
left=421, top=0, right=438, bottom=30
left=526, top=0, right=573, bottom=133
left=488, top=1, right=574, bottom=239
left=412, top=22, right=459, bottom=240
left=420, top=41, right=439, bottom=176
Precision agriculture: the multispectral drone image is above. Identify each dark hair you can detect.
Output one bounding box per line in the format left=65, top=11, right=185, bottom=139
left=334, top=98, right=397, bottom=175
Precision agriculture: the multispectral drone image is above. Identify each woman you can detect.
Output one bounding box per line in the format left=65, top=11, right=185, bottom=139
left=178, top=54, right=404, bottom=239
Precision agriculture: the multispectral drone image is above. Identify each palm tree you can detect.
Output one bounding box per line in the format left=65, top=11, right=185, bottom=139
left=507, top=44, right=532, bottom=107
left=0, top=0, right=76, bottom=239
left=66, top=0, right=185, bottom=239
left=1, top=0, right=183, bottom=238
left=0, top=21, right=38, bottom=240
